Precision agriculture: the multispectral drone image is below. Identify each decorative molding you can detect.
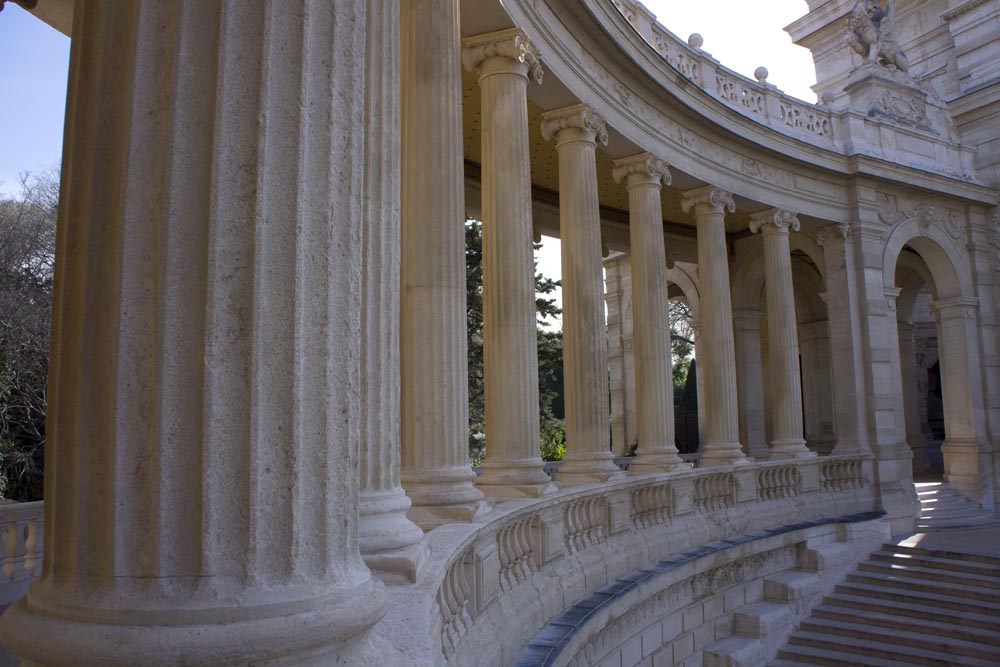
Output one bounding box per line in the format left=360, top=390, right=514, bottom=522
left=462, top=28, right=543, bottom=84
left=930, top=296, right=980, bottom=320
left=942, top=0, right=992, bottom=21
left=540, top=104, right=609, bottom=146
left=680, top=186, right=735, bottom=215
left=877, top=194, right=936, bottom=235
left=749, top=208, right=800, bottom=234
left=611, top=153, right=671, bottom=187
left=816, top=223, right=850, bottom=247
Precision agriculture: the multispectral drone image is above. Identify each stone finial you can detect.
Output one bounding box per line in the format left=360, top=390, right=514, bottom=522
left=688, top=33, right=704, bottom=49
left=754, top=67, right=769, bottom=83
left=749, top=208, right=800, bottom=234
left=611, top=153, right=671, bottom=187
left=462, top=28, right=543, bottom=84
left=540, top=104, right=609, bottom=146
left=680, top=186, right=735, bottom=215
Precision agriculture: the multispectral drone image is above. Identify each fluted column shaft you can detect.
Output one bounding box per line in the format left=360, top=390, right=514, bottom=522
left=400, top=0, right=487, bottom=527
left=542, top=105, right=622, bottom=484
left=681, top=187, right=748, bottom=465
left=463, top=30, right=553, bottom=498
left=750, top=209, right=813, bottom=459
left=359, top=0, right=425, bottom=583
left=0, top=3, right=390, bottom=665
left=613, top=154, right=687, bottom=473
left=733, top=309, right=768, bottom=459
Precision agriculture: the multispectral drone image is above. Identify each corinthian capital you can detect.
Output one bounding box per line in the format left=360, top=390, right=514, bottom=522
left=462, top=28, right=543, bottom=84
left=612, top=153, right=672, bottom=187
left=680, top=186, right=735, bottom=215
left=748, top=208, right=800, bottom=234
left=540, top=103, right=609, bottom=146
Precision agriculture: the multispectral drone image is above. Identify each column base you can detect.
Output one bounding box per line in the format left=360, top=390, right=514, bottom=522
left=557, top=453, right=626, bottom=486
left=402, top=466, right=493, bottom=530
left=699, top=443, right=751, bottom=466
left=768, top=439, right=817, bottom=460
left=359, top=489, right=427, bottom=584
left=628, top=450, right=692, bottom=475
left=0, top=575, right=390, bottom=667
left=475, top=458, right=559, bottom=499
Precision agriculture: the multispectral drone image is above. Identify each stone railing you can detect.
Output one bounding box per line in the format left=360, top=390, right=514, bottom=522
left=377, top=454, right=875, bottom=666
left=610, top=0, right=837, bottom=149
left=0, top=501, right=43, bottom=608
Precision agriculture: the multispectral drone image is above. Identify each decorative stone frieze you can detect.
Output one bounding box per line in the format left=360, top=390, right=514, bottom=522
left=464, top=29, right=555, bottom=498
left=613, top=153, right=688, bottom=473
left=542, top=104, right=622, bottom=484
left=750, top=209, right=813, bottom=459
left=681, top=186, right=749, bottom=465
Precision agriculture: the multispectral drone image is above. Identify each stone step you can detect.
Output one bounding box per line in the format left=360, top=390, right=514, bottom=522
left=889, top=543, right=1000, bottom=567
left=834, top=581, right=1000, bottom=617
left=918, top=505, right=991, bottom=517
left=822, top=591, right=999, bottom=630
left=845, top=570, right=1000, bottom=603
left=811, top=603, right=1000, bottom=646
left=774, top=644, right=920, bottom=667
left=788, top=629, right=998, bottom=667
left=799, top=615, right=1000, bottom=662
left=914, top=517, right=1000, bottom=530
left=869, top=549, right=1000, bottom=576
left=858, top=560, right=1000, bottom=589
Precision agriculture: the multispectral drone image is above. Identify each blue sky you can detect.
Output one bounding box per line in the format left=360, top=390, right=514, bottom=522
left=0, top=4, right=69, bottom=196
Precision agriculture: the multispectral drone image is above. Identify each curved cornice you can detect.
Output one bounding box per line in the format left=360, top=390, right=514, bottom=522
left=502, top=0, right=998, bottom=219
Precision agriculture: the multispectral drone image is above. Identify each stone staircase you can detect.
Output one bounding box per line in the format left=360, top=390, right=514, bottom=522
left=914, top=482, right=999, bottom=530
left=771, top=543, right=1000, bottom=666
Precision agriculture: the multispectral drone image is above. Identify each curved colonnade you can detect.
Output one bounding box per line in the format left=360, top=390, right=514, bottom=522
left=0, top=0, right=997, bottom=666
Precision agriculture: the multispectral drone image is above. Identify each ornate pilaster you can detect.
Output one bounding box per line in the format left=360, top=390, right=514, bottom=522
left=359, top=0, right=426, bottom=584
left=462, top=29, right=555, bottom=498
left=612, top=154, right=688, bottom=473
left=541, top=104, right=623, bottom=484
left=749, top=209, right=814, bottom=459
left=400, top=0, right=489, bottom=527
left=0, top=4, right=397, bottom=665
left=732, top=308, right=768, bottom=460
left=681, top=187, right=749, bottom=465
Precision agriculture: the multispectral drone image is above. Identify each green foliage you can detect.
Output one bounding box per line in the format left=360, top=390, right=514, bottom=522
left=465, top=220, right=565, bottom=462
left=0, top=169, right=59, bottom=501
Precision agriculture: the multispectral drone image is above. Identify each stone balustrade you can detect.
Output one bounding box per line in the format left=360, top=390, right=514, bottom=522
left=373, top=454, right=875, bottom=666
left=0, top=501, right=43, bottom=609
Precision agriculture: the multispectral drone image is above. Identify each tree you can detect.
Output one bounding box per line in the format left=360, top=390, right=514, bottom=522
left=0, top=168, right=59, bottom=501
left=465, top=220, right=565, bottom=463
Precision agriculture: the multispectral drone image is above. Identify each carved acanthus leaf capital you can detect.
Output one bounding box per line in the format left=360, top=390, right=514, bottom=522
left=540, top=104, right=609, bottom=146
left=748, top=208, right=800, bottom=234
left=816, top=223, right=850, bottom=247
left=680, top=186, right=735, bottom=215
left=461, top=28, right=543, bottom=84
left=611, top=153, right=671, bottom=187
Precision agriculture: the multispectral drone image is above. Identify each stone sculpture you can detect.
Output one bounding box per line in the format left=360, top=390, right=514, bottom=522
left=847, top=0, right=909, bottom=72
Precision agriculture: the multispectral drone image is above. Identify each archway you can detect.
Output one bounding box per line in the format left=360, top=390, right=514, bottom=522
left=883, top=225, right=992, bottom=508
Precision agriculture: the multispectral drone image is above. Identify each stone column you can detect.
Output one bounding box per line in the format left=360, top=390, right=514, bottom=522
left=817, top=223, right=868, bottom=453
left=681, top=187, right=749, bottom=465
left=612, top=154, right=688, bottom=473
left=605, top=255, right=638, bottom=457
left=359, top=0, right=426, bottom=584
left=541, top=105, right=623, bottom=484
left=897, top=321, right=929, bottom=471
left=749, top=209, right=814, bottom=459
left=462, top=29, right=555, bottom=498
left=0, top=4, right=396, bottom=665
left=400, top=0, right=489, bottom=527
left=798, top=319, right=836, bottom=453
left=733, top=308, right=768, bottom=460
left=932, top=298, right=987, bottom=502
left=688, top=317, right=707, bottom=445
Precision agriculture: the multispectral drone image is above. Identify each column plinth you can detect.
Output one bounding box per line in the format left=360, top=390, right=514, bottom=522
left=542, top=105, right=624, bottom=484
left=613, top=154, right=689, bottom=474
left=681, top=187, right=749, bottom=465
left=0, top=4, right=398, bottom=665
left=463, top=29, right=555, bottom=499
left=749, top=209, right=815, bottom=460
left=400, top=0, right=489, bottom=527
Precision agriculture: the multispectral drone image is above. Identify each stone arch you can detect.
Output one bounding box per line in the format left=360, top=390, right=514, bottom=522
left=666, top=262, right=700, bottom=319
left=882, top=219, right=973, bottom=300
